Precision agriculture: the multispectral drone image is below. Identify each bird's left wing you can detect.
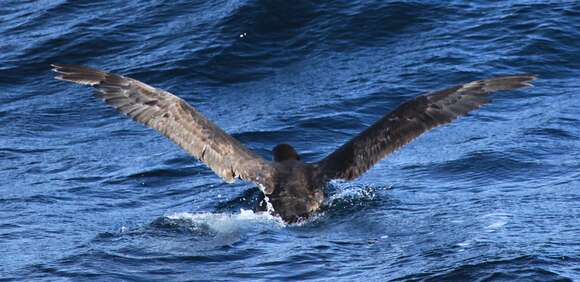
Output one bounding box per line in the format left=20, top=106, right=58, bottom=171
left=316, top=75, right=536, bottom=181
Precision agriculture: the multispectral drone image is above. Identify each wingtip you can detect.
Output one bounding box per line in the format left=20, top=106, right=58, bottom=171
left=52, top=64, right=64, bottom=80
left=506, top=74, right=537, bottom=81
left=518, top=74, right=537, bottom=88
left=512, top=75, right=535, bottom=88
left=522, top=81, right=535, bottom=88
left=50, top=64, right=106, bottom=86
left=486, top=74, right=538, bottom=91
left=51, top=64, right=69, bottom=81
left=51, top=63, right=70, bottom=70
left=51, top=63, right=61, bottom=72
left=51, top=63, right=71, bottom=75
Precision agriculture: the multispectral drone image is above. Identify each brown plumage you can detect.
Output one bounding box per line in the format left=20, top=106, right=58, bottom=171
left=52, top=64, right=535, bottom=223
left=317, top=76, right=535, bottom=180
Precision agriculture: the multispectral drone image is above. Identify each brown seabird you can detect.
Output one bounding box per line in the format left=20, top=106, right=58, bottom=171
left=52, top=64, right=535, bottom=223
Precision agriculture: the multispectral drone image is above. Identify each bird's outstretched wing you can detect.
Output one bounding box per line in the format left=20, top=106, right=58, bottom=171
left=317, top=75, right=536, bottom=180
left=52, top=64, right=275, bottom=191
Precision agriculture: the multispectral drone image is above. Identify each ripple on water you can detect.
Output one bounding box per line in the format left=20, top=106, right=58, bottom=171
left=2, top=0, right=580, bottom=280
left=394, top=255, right=574, bottom=281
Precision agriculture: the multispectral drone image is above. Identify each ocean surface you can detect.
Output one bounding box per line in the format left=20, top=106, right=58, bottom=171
left=1, top=1, right=579, bottom=281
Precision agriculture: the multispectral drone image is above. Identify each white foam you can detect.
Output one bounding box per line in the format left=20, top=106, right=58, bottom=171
left=166, top=209, right=285, bottom=234
left=482, top=212, right=511, bottom=232
left=262, top=195, right=276, bottom=214
left=485, top=220, right=507, bottom=230
left=327, top=184, right=378, bottom=205
left=457, top=241, right=471, bottom=248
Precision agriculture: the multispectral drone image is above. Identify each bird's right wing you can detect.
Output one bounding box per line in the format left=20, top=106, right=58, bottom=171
left=52, top=64, right=276, bottom=192
left=316, top=75, right=536, bottom=181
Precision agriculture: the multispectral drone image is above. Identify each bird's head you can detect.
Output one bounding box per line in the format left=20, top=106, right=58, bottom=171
left=272, top=143, right=300, bottom=162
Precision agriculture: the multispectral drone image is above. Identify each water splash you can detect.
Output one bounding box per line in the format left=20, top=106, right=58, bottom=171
left=326, top=183, right=383, bottom=208
left=164, top=209, right=285, bottom=234
left=262, top=195, right=276, bottom=214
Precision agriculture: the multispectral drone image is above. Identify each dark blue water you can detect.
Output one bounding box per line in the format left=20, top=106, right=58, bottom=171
left=2, top=1, right=579, bottom=281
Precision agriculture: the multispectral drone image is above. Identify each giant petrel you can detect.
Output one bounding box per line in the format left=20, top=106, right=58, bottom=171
left=52, top=64, right=535, bottom=222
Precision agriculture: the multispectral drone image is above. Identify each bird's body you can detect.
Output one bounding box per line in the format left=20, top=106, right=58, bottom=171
left=268, top=160, right=325, bottom=222
left=52, top=64, right=535, bottom=223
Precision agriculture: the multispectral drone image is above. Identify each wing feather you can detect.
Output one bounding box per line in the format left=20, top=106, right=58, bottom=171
left=317, top=75, right=536, bottom=180
left=52, top=64, right=275, bottom=190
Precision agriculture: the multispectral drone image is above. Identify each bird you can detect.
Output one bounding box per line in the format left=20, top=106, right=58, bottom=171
left=52, top=64, right=535, bottom=223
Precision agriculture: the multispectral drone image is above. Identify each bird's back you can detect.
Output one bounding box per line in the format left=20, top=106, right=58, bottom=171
left=267, top=161, right=325, bottom=223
